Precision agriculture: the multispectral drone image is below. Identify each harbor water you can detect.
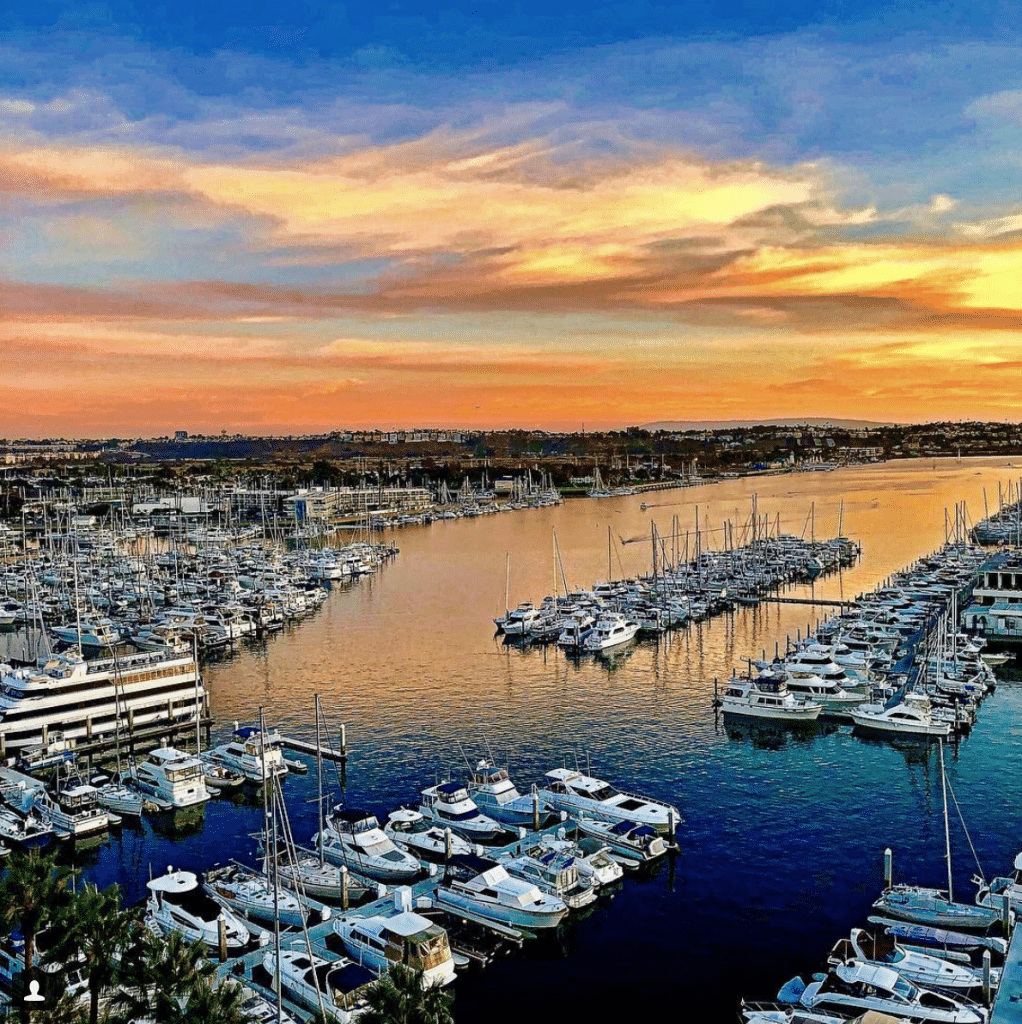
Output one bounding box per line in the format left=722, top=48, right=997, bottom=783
left=69, top=456, right=1022, bottom=1022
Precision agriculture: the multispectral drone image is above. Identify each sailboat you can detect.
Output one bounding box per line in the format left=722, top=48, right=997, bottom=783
left=872, top=740, right=1004, bottom=931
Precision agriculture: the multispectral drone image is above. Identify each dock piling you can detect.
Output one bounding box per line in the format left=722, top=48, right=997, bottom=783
left=884, top=847, right=893, bottom=889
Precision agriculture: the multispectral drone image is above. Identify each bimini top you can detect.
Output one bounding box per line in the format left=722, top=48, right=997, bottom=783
left=833, top=961, right=902, bottom=992
left=609, top=820, right=654, bottom=838
left=147, top=868, right=199, bottom=894
left=232, top=726, right=264, bottom=740
left=333, top=807, right=377, bottom=825
left=436, top=781, right=468, bottom=798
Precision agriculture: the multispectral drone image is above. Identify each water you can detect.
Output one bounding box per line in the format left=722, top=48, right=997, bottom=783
left=75, top=456, right=1022, bottom=1021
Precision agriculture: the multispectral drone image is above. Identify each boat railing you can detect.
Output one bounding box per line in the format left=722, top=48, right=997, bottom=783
left=85, top=649, right=194, bottom=674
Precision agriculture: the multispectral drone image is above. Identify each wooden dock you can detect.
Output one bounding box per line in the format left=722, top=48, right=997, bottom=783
left=280, top=736, right=347, bottom=762
left=759, top=596, right=856, bottom=608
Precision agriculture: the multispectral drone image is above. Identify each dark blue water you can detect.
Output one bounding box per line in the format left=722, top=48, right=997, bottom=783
left=69, top=457, right=1022, bottom=1021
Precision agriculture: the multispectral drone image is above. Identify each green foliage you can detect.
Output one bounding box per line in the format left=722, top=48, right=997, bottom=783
left=359, top=965, right=454, bottom=1024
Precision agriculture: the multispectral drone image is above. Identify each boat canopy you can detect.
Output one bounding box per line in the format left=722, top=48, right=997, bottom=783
left=834, top=962, right=902, bottom=991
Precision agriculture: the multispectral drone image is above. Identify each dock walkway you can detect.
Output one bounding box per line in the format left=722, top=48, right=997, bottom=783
left=991, top=917, right=1022, bottom=1024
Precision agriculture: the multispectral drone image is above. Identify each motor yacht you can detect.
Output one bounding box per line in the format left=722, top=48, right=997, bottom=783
left=975, top=850, right=1022, bottom=913
left=383, top=808, right=477, bottom=860
left=314, top=807, right=422, bottom=882
left=263, top=945, right=375, bottom=1022
left=50, top=616, right=121, bottom=650
left=539, top=834, right=624, bottom=888
left=419, top=781, right=507, bottom=841
left=780, top=961, right=988, bottom=1023
left=829, top=927, right=995, bottom=991
left=331, top=911, right=456, bottom=988
left=538, top=767, right=681, bottom=833
left=127, top=746, right=210, bottom=809
left=435, top=854, right=569, bottom=929
left=465, top=760, right=542, bottom=828
left=573, top=816, right=670, bottom=866
left=498, top=847, right=598, bottom=909
left=850, top=693, right=951, bottom=739
left=722, top=673, right=823, bottom=722
left=146, top=867, right=250, bottom=953
left=582, top=612, right=640, bottom=652
left=207, top=724, right=288, bottom=783
left=780, top=672, right=869, bottom=714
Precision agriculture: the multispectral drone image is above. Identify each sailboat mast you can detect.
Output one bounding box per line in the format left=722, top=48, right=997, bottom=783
left=315, top=694, right=325, bottom=868
left=939, top=737, right=953, bottom=902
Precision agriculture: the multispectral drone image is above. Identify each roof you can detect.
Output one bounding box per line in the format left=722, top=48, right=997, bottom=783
left=436, top=781, right=466, bottom=796
left=334, top=807, right=374, bottom=823
left=147, top=869, right=199, bottom=894
left=380, top=911, right=435, bottom=938
left=387, top=808, right=422, bottom=823
left=146, top=747, right=194, bottom=763
left=544, top=767, right=582, bottom=782
left=834, top=962, right=901, bottom=991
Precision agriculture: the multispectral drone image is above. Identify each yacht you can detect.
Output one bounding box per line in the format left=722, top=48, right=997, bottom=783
left=780, top=672, right=869, bottom=714
left=0, top=649, right=202, bottom=758
left=383, top=808, right=477, bottom=861
left=538, top=834, right=624, bottom=888
left=146, top=867, right=250, bottom=953
left=436, top=854, right=569, bottom=929
left=204, top=864, right=321, bottom=929
left=721, top=674, right=823, bottom=722
left=872, top=885, right=1003, bottom=930
left=494, top=603, right=543, bottom=636
left=582, top=613, right=640, bottom=652
left=331, top=911, right=456, bottom=988
left=829, top=927, right=994, bottom=991
left=264, top=847, right=376, bottom=904
left=207, top=724, right=288, bottom=783
left=573, top=816, right=670, bottom=866
left=498, top=846, right=598, bottom=909
left=466, top=760, right=543, bottom=827
left=50, top=616, right=122, bottom=650
left=28, top=784, right=111, bottom=838
left=538, top=767, right=681, bottom=833
left=263, top=946, right=375, bottom=1023
left=128, top=746, right=210, bottom=809
left=0, top=805, right=57, bottom=850
left=419, top=781, right=507, bottom=841
left=975, top=850, right=1022, bottom=913
left=781, top=962, right=988, bottom=1023
left=555, top=612, right=596, bottom=651
left=850, top=693, right=951, bottom=739
left=314, top=807, right=422, bottom=882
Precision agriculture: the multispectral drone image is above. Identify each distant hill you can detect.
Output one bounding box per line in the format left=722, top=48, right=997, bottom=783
left=640, top=417, right=896, bottom=431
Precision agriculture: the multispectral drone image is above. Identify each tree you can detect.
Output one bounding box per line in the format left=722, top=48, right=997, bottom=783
left=0, top=850, right=77, bottom=1023
left=359, top=965, right=454, bottom=1024
left=113, top=928, right=215, bottom=1024
left=178, top=977, right=251, bottom=1024
left=45, top=883, right=140, bottom=1024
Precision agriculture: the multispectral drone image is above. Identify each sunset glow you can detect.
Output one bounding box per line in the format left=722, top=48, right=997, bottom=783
left=4, top=4, right=1022, bottom=435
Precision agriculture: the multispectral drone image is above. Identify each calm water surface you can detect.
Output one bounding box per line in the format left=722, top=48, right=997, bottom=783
left=79, top=457, right=1022, bottom=1022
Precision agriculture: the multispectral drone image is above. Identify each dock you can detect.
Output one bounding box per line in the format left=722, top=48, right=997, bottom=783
left=758, top=596, right=857, bottom=608
left=991, top=916, right=1022, bottom=1024
left=280, top=736, right=347, bottom=763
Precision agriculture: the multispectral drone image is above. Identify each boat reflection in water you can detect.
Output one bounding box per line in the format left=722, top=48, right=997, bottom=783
left=721, top=713, right=833, bottom=749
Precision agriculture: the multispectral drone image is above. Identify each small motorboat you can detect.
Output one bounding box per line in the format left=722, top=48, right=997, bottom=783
left=975, top=851, right=1022, bottom=914
left=419, top=782, right=507, bottom=842
left=314, top=807, right=422, bottom=882
left=498, top=846, right=598, bottom=909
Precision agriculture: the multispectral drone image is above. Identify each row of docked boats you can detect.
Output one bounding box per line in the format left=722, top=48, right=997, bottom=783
left=725, top=542, right=1002, bottom=736
left=496, top=526, right=861, bottom=656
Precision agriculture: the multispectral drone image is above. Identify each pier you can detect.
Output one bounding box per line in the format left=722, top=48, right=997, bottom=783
left=280, top=735, right=348, bottom=763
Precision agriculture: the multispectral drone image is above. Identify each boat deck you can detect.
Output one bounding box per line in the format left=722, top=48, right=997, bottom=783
left=991, top=919, right=1022, bottom=1024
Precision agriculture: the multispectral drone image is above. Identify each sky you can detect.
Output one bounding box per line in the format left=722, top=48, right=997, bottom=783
left=4, top=1, right=1022, bottom=437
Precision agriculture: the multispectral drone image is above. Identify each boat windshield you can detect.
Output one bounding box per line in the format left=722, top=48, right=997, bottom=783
left=580, top=784, right=617, bottom=801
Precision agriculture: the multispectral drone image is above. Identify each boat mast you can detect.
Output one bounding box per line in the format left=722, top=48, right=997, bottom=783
left=315, top=694, right=325, bottom=869
left=939, top=737, right=953, bottom=902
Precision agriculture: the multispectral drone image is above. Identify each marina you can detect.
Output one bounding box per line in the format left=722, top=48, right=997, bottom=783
left=4, top=457, right=1022, bottom=1022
